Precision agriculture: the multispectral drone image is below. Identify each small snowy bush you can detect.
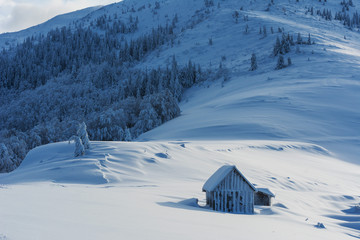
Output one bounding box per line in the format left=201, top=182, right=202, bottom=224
left=315, top=222, right=326, bottom=229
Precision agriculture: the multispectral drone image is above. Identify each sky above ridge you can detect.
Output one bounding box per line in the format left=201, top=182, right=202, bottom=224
left=0, top=0, right=116, bottom=33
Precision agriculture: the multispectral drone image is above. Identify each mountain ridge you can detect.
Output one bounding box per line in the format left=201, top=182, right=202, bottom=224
left=0, top=6, right=103, bottom=49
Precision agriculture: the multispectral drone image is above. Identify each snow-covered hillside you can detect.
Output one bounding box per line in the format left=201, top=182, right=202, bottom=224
left=1, top=140, right=360, bottom=239
left=135, top=0, right=360, bottom=163
left=1, top=0, right=360, bottom=239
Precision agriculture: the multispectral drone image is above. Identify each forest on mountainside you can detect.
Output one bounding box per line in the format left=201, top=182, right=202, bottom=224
left=0, top=7, right=219, bottom=172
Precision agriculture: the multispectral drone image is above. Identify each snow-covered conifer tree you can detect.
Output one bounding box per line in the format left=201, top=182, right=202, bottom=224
left=297, top=33, right=302, bottom=44
left=250, top=53, right=257, bottom=71
left=133, top=101, right=161, bottom=137
left=118, top=127, right=125, bottom=141
left=276, top=55, right=286, bottom=70
left=245, top=24, right=249, bottom=34
left=77, top=122, right=91, bottom=149
left=0, top=143, right=13, bottom=172
left=70, top=136, right=85, bottom=157
left=273, top=37, right=281, bottom=56
left=171, top=76, right=182, bottom=101
left=281, top=33, right=290, bottom=53
left=124, top=128, right=132, bottom=141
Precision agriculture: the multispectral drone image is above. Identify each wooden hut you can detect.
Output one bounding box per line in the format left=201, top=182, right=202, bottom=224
left=202, top=165, right=256, bottom=214
left=254, top=188, right=275, bottom=206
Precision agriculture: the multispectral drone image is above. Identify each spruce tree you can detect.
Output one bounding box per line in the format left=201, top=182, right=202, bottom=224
left=250, top=53, right=258, bottom=71
left=77, top=122, right=91, bottom=149
left=124, top=128, right=132, bottom=141
left=281, top=33, right=290, bottom=53
left=297, top=33, right=302, bottom=44
left=245, top=24, right=249, bottom=34
left=0, top=143, right=13, bottom=172
left=70, top=136, right=85, bottom=157
left=273, top=37, right=281, bottom=56
left=276, top=55, right=286, bottom=70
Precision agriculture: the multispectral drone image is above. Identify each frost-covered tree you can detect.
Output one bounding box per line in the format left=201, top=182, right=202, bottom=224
left=281, top=33, right=291, bottom=53
left=250, top=53, right=257, bottom=71
left=8, top=136, right=27, bottom=164
left=28, top=130, right=42, bottom=149
left=287, top=57, right=292, bottom=66
left=273, top=37, right=281, bottom=56
left=244, top=24, right=249, bottom=34
left=263, top=26, right=267, bottom=37
left=70, top=136, right=85, bottom=157
left=124, top=128, right=132, bottom=142
left=297, top=33, right=303, bottom=44
left=204, top=0, right=214, bottom=7
left=77, top=122, right=91, bottom=149
left=170, top=56, right=182, bottom=101
left=133, top=102, right=161, bottom=137
left=276, top=55, right=286, bottom=70
left=0, top=143, right=13, bottom=172
left=233, top=10, right=239, bottom=23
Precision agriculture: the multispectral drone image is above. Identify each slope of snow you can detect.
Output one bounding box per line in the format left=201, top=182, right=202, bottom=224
left=0, top=140, right=359, bottom=239
left=135, top=0, right=360, bottom=163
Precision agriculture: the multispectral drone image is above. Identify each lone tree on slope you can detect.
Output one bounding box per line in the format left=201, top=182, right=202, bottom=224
left=250, top=53, right=258, bottom=71
left=287, top=57, right=292, bottom=66
left=77, top=122, right=91, bottom=149
left=69, top=136, right=85, bottom=157
left=275, top=55, right=286, bottom=70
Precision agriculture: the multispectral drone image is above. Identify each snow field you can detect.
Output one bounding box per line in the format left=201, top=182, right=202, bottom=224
left=1, top=140, right=359, bottom=239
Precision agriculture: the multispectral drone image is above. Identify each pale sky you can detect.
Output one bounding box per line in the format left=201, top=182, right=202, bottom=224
left=0, top=0, right=116, bottom=33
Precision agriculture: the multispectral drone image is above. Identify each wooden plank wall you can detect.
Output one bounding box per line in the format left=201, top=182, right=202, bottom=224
left=208, top=170, right=254, bottom=214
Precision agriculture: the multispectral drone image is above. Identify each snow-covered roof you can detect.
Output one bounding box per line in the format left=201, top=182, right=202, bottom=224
left=202, top=165, right=256, bottom=192
left=256, top=188, right=275, bottom=197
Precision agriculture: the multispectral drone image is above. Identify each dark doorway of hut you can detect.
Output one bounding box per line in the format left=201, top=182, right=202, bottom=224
left=226, top=192, right=233, bottom=212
